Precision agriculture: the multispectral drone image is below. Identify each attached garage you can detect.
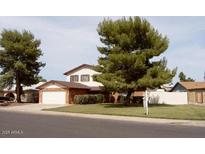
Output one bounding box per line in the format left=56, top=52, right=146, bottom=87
left=37, top=80, right=90, bottom=104
left=42, top=91, right=66, bottom=104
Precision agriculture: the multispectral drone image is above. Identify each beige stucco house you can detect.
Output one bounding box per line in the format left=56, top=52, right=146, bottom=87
left=37, top=64, right=104, bottom=104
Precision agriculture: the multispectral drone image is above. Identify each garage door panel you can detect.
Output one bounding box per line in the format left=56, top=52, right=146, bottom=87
left=42, top=91, right=66, bottom=104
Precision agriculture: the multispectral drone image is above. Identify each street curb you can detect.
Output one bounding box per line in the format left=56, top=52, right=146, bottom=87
left=1, top=107, right=205, bottom=127
left=42, top=111, right=205, bottom=127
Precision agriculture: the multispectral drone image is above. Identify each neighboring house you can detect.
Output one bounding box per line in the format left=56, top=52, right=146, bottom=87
left=171, top=82, right=205, bottom=104
left=37, top=64, right=105, bottom=104
left=2, top=82, right=45, bottom=103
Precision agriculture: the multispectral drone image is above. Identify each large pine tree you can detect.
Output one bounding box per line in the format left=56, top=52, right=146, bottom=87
left=94, top=17, right=176, bottom=104
left=0, top=29, right=45, bottom=103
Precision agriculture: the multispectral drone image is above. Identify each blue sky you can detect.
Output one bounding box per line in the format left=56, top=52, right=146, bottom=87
left=0, top=16, right=204, bottom=83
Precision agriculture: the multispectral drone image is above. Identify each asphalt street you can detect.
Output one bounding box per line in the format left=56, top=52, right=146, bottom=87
left=0, top=110, right=205, bottom=138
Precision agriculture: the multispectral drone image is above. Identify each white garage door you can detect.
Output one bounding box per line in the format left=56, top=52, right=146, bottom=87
left=42, top=91, right=66, bottom=104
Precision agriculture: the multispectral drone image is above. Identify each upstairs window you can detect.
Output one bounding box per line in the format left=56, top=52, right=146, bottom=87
left=70, top=75, right=79, bottom=82
left=81, top=74, right=90, bottom=82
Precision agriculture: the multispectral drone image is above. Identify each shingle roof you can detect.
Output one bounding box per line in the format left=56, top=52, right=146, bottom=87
left=64, top=64, right=93, bottom=75
left=176, top=82, right=205, bottom=90
left=36, top=80, right=90, bottom=89
left=89, top=86, right=103, bottom=91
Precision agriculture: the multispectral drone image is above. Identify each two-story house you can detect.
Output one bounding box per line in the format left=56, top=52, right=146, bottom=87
left=64, top=64, right=103, bottom=87
left=37, top=64, right=104, bottom=104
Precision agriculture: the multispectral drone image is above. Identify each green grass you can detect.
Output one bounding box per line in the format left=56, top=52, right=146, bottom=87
left=44, top=103, right=205, bottom=120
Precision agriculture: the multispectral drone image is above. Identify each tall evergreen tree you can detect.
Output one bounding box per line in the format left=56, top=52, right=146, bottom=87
left=94, top=17, right=176, bottom=104
left=0, top=29, right=45, bottom=103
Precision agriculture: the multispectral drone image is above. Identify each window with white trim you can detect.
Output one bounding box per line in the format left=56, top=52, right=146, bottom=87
left=70, top=75, right=79, bottom=82
left=81, top=74, right=90, bottom=82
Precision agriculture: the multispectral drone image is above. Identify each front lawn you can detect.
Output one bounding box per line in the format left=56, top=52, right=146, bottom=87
left=44, top=103, right=205, bottom=120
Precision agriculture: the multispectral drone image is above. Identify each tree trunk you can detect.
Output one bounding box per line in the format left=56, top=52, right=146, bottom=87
left=16, top=71, right=21, bottom=103
left=124, top=89, right=133, bottom=106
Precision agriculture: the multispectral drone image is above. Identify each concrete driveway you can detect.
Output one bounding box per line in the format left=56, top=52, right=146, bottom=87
left=0, top=103, right=67, bottom=113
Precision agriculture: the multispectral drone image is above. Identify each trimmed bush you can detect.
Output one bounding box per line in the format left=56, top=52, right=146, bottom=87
left=74, top=95, right=87, bottom=104
left=74, top=94, right=105, bottom=104
left=95, top=94, right=105, bottom=103
left=88, top=95, right=97, bottom=104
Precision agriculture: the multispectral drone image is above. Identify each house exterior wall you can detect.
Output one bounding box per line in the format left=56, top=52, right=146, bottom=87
left=0, top=91, right=4, bottom=96
left=203, top=92, right=205, bottom=103
left=65, top=68, right=103, bottom=87
left=68, top=88, right=90, bottom=104
left=187, top=91, right=196, bottom=104
left=39, top=90, right=43, bottom=103
left=188, top=89, right=205, bottom=104
left=148, top=91, right=188, bottom=105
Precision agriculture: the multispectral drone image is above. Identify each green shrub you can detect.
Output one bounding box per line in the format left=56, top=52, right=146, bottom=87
left=74, top=95, right=88, bottom=104
left=95, top=94, right=105, bottom=103
left=88, top=95, right=97, bottom=104
left=74, top=95, right=79, bottom=104
left=81, top=95, right=89, bottom=104
left=74, top=94, right=105, bottom=104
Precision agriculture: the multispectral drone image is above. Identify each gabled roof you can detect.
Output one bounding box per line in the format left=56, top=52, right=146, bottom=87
left=89, top=86, right=103, bottom=91
left=36, top=80, right=90, bottom=89
left=171, top=82, right=205, bottom=91
left=64, top=64, right=93, bottom=76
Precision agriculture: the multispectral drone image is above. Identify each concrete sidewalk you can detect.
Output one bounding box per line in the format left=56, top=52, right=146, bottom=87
left=0, top=104, right=67, bottom=112
left=1, top=104, right=205, bottom=127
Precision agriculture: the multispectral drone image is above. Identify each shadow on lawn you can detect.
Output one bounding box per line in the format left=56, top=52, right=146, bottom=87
left=102, top=103, right=174, bottom=108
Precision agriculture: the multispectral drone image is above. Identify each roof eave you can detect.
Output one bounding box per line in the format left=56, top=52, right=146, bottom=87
left=36, top=80, right=67, bottom=89
left=63, top=64, right=93, bottom=76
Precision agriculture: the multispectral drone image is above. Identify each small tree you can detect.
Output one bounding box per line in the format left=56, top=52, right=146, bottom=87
left=179, top=71, right=194, bottom=81
left=179, top=72, right=186, bottom=81
left=94, top=17, right=176, bottom=104
left=0, top=29, right=45, bottom=102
